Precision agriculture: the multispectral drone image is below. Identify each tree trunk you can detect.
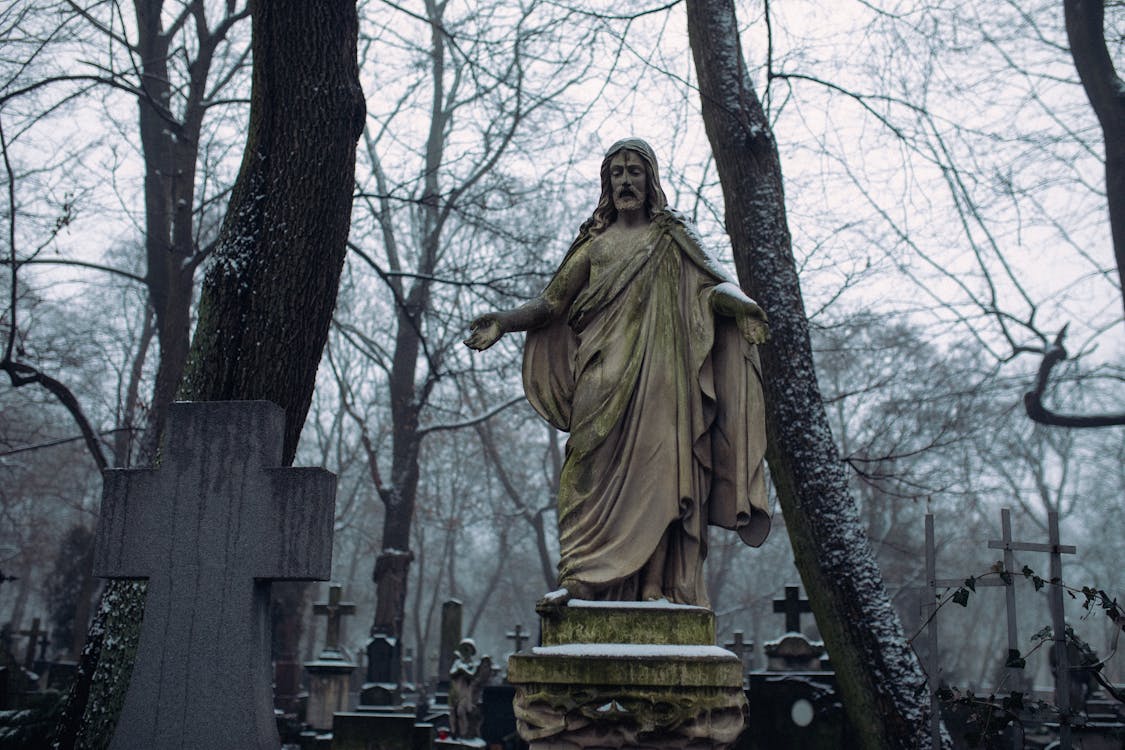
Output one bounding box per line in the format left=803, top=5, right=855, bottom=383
left=684, top=1, right=945, bottom=747
left=53, top=2, right=364, bottom=746
left=1065, top=0, right=1125, bottom=323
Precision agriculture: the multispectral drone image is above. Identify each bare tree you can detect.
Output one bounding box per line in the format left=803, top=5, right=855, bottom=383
left=53, top=0, right=364, bottom=744
left=343, top=0, right=594, bottom=672
left=684, top=0, right=944, bottom=746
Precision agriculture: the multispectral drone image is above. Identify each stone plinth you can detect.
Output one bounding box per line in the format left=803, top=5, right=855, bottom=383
left=305, top=656, right=355, bottom=731
left=508, top=601, right=746, bottom=750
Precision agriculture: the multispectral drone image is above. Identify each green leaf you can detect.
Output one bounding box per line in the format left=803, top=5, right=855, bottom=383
left=953, top=587, right=971, bottom=607
left=1005, top=649, right=1025, bottom=669
left=1021, top=565, right=1035, bottom=578
left=1032, top=575, right=1044, bottom=591
left=999, top=569, right=1013, bottom=586
left=963, top=576, right=977, bottom=592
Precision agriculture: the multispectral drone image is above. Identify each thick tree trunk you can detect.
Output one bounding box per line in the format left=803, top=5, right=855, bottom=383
left=53, top=2, right=364, bottom=746
left=684, top=2, right=945, bottom=748
left=1065, top=0, right=1125, bottom=323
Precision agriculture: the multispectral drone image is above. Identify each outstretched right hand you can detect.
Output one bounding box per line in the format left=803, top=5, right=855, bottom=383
left=464, top=315, right=503, bottom=351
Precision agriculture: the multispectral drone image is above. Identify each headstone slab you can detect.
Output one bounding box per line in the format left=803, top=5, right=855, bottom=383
left=93, top=401, right=337, bottom=750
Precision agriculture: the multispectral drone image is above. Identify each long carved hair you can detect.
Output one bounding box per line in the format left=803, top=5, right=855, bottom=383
left=579, top=137, right=670, bottom=238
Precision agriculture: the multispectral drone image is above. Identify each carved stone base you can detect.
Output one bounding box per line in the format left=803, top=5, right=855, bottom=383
left=508, top=602, right=747, bottom=750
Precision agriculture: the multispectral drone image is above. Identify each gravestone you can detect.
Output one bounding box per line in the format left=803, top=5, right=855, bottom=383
left=305, top=583, right=357, bottom=732
left=741, top=586, right=858, bottom=750
left=724, top=630, right=753, bottom=683
left=506, top=624, right=528, bottom=655
left=18, top=618, right=43, bottom=670
left=361, top=634, right=401, bottom=706
left=93, top=400, right=337, bottom=749
left=437, top=599, right=462, bottom=695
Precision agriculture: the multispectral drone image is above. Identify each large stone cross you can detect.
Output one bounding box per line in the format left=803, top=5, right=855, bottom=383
left=94, top=401, right=336, bottom=750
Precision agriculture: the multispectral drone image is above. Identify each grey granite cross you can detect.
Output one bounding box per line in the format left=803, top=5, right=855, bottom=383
left=94, top=401, right=336, bottom=750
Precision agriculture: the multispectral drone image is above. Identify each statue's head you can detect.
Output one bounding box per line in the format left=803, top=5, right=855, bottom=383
left=586, top=137, right=669, bottom=235
left=456, top=638, right=478, bottom=660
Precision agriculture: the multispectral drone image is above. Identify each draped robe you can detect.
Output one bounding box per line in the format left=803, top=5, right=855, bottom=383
left=523, top=211, right=770, bottom=606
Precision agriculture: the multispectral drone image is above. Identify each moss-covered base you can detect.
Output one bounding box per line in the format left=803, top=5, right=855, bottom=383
left=508, top=602, right=746, bottom=750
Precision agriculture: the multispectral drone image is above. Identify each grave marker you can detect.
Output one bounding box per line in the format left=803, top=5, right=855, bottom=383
left=773, top=586, right=812, bottom=634
left=920, top=508, right=1078, bottom=750
left=723, top=630, right=753, bottom=676
left=505, top=623, right=527, bottom=654
left=313, top=583, right=356, bottom=658
left=988, top=509, right=1075, bottom=750
left=306, top=584, right=357, bottom=732
left=17, top=618, right=42, bottom=670
left=436, top=599, right=462, bottom=695
left=93, top=401, right=336, bottom=749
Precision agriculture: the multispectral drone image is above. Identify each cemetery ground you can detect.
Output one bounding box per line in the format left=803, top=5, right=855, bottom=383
left=0, top=402, right=1121, bottom=748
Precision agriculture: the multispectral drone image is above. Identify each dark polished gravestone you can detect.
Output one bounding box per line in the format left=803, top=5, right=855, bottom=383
left=93, top=401, right=337, bottom=750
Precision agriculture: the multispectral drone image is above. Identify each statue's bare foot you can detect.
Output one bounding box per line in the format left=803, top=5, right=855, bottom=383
left=536, top=580, right=596, bottom=615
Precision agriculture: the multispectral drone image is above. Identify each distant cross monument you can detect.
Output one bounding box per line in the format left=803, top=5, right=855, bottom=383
left=18, top=618, right=43, bottom=670
left=93, top=401, right=336, bottom=750
left=723, top=630, right=753, bottom=672
left=506, top=623, right=528, bottom=654
left=920, top=508, right=1077, bottom=750
left=773, top=586, right=813, bottom=634
left=313, top=583, right=356, bottom=658
left=988, top=509, right=1076, bottom=750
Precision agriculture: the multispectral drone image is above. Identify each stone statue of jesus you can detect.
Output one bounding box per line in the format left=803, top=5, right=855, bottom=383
left=465, top=138, right=771, bottom=607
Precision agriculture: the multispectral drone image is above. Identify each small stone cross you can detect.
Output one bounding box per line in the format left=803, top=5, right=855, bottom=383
left=93, top=401, right=336, bottom=750
left=723, top=630, right=752, bottom=671
left=773, top=586, right=813, bottom=634
left=506, top=623, right=528, bottom=653
left=313, top=583, right=356, bottom=657
left=18, top=617, right=43, bottom=670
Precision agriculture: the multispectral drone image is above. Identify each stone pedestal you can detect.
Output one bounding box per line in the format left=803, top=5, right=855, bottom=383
left=305, top=654, right=356, bottom=732
left=508, top=600, right=747, bottom=750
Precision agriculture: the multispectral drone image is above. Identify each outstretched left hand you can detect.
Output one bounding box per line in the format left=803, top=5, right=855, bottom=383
left=736, top=303, right=770, bottom=345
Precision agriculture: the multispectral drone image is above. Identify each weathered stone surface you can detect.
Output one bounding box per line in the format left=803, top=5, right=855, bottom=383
left=541, top=600, right=714, bottom=646
left=509, top=602, right=747, bottom=750
left=514, top=683, right=745, bottom=750
left=509, top=645, right=742, bottom=687
left=93, top=401, right=336, bottom=750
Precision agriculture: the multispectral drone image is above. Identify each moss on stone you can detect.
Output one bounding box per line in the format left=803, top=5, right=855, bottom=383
left=542, top=604, right=714, bottom=646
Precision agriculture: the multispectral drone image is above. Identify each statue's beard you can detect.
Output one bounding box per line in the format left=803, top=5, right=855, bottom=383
left=614, top=189, right=644, bottom=212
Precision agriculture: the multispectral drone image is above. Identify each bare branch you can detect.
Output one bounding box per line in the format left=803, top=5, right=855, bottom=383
left=417, top=395, right=525, bottom=437
left=1024, top=325, right=1125, bottom=428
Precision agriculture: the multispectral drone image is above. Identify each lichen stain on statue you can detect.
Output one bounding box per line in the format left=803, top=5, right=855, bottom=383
left=466, top=137, right=771, bottom=607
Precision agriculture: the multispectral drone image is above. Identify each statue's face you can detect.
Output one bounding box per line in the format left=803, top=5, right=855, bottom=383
left=609, top=150, right=647, bottom=213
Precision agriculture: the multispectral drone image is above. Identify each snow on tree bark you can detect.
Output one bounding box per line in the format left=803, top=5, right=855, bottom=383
left=52, top=2, right=364, bottom=747
left=684, top=1, right=947, bottom=748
